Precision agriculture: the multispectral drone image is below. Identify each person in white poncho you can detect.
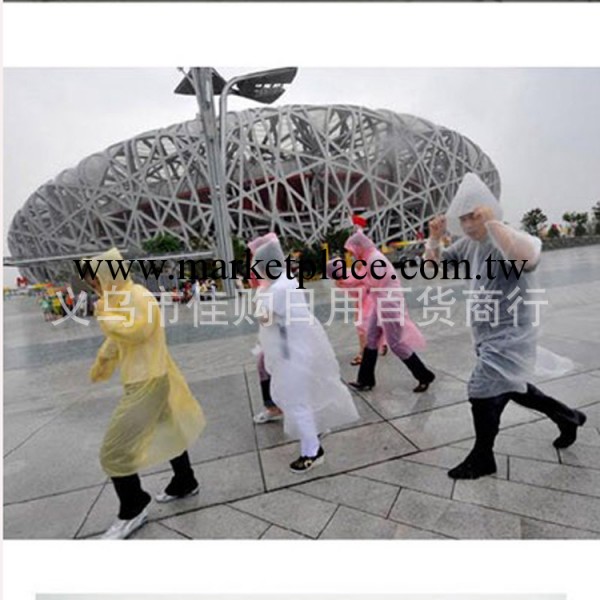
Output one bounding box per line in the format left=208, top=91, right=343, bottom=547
left=252, top=233, right=360, bottom=473
left=424, top=173, right=587, bottom=480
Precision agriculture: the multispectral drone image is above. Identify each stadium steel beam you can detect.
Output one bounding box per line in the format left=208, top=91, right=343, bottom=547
left=8, top=104, right=500, bottom=283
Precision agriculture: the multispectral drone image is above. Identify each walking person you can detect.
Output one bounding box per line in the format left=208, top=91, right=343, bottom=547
left=248, top=233, right=283, bottom=424
left=85, top=247, right=206, bottom=538
left=424, top=173, right=587, bottom=479
left=252, top=234, right=359, bottom=472
left=345, top=230, right=436, bottom=393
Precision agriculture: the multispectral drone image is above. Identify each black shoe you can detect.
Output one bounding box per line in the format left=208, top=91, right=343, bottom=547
left=350, top=347, right=378, bottom=390
left=349, top=381, right=374, bottom=392
left=403, top=353, right=435, bottom=393
left=554, top=411, right=587, bottom=449
left=289, top=446, right=325, bottom=473
left=413, top=373, right=436, bottom=393
left=448, top=451, right=497, bottom=480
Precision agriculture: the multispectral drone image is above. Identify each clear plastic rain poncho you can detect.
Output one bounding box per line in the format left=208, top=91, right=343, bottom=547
left=86, top=248, right=205, bottom=477
left=442, top=174, right=573, bottom=398
left=252, top=236, right=359, bottom=441
left=344, top=230, right=425, bottom=359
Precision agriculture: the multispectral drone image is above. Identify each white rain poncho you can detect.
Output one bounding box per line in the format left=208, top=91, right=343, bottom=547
left=445, top=172, right=503, bottom=237
left=253, top=238, right=359, bottom=441
left=443, top=174, right=573, bottom=398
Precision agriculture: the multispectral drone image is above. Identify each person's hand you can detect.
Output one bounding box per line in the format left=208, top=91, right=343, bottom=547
left=429, top=215, right=447, bottom=240
left=472, top=205, right=496, bottom=225
left=90, top=356, right=116, bottom=382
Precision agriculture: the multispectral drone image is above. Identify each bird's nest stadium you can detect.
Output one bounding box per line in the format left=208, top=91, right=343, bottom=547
left=8, top=104, right=500, bottom=281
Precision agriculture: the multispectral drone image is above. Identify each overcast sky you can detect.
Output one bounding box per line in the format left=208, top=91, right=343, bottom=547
left=4, top=67, right=600, bottom=280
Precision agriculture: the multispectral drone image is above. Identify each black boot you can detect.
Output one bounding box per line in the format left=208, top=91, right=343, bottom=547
left=112, top=474, right=152, bottom=520
left=163, top=451, right=199, bottom=499
left=511, top=383, right=587, bottom=449
left=402, top=353, right=436, bottom=393
left=349, top=347, right=378, bottom=391
left=448, top=395, right=509, bottom=480
left=261, top=377, right=276, bottom=409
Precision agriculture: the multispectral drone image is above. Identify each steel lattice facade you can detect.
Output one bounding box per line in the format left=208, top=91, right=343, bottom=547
left=8, top=104, right=500, bottom=281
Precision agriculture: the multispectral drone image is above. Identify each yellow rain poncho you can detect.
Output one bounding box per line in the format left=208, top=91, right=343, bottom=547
left=87, top=248, right=205, bottom=477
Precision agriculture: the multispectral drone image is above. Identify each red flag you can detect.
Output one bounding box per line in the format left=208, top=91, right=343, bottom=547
left=352, top=214, right=368, bottom=228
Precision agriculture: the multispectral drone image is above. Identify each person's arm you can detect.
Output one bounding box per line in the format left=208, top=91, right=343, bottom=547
left=486, top=220, right=542, bottom=270
left=97, top=287, right=158, bottom=344
left=423, top=215, right=447, bottom=264
left=90, top=338, right=119, bottom=382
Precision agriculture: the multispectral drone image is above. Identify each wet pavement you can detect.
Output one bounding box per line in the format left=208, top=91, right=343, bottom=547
left=4, top=245, right=600, bottom=539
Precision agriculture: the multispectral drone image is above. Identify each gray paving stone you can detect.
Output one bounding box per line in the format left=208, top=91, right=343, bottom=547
left=231, top=489, right=337, bottom=538
left=454, top=477, right=600, bottom=534
left=519, top=518, right=600, bottom=539
left=293, top=473, right=399, bottom=517
left=260, top=525, right=308, bottom=540
left=509, top=456, right=600, bottom=498
left=344, top=367, right=468, bottom=421
left=130, top=522, right=189, bottom=540
left=260, top=422, right=416, bottom=490
left=4, top=398, right=111, bottom=504
left=4, top=487, right=100, bottom=539
left=319, top=505, right=446, bottom=539
left=573, top=401, right=600, bottom=429
left=542, top=306, right=600, bottom=343
left=559, top=443, right=600, bottom=471
left=186, top=374, right=257, bottom=463
left=353, top=457, right=454, bottom=498
left=389, top=488, right=522, bottom=539
left=160, top=505, right=270, bottom=539
left=538, top=335, right=600, bottom=375
left=404, top=446, right=508, bottom=479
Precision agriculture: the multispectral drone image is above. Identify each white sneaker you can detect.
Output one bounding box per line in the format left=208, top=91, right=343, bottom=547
left=253, top=409, right=283, bottom=424
left=155, top=485, right=200, bottom=504
left=101, top=508, right=148, bottom=540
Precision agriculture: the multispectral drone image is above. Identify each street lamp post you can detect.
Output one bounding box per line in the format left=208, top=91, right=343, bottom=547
left=175, top=67, right=298, bottom=298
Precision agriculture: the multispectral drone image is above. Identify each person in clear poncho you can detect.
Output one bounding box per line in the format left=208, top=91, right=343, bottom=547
left=425, top=173, right=587, bottom=480
left=247, top=233, right=284, bottom=425
left=85, top=248, right=206, bottom=538
left=343, top=230, right=436, bottom=393
left=252, top=234, right=360, bottom=473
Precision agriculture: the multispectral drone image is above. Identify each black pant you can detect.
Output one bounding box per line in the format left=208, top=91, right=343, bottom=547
left=510, top=383, right=582, bottom=426
left=471, top=382, right=582, bottom=456
left=111, top=450, right=197, bottom=520
left=261, top=378, right=276, bottom=409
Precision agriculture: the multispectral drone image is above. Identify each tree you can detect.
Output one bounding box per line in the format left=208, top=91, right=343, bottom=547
left=322, top=225, right=353, bottom=256
left=141, top=232, right=183, bottom=254
left=231, top=235, right=248, bottom=264
left=521, top=208, right=548, bottom=236
left=563, top=211, right=589, bottom=237
left=592, top=201, right=600, bottom=235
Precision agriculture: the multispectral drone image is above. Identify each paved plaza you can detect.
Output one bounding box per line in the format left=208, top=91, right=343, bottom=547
left=4, top=246, right=600, bottom=539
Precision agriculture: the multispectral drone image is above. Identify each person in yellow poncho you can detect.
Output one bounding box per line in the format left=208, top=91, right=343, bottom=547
left=85, top=248, right=206, bottom=539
